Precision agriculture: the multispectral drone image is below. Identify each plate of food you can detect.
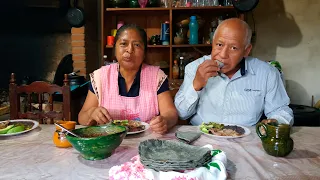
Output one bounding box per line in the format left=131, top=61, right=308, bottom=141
left=112, top=120, right=149, bottom=135
left=199, top=122, right=251, bottom=139
left=0, top=119, right=39, bottom=136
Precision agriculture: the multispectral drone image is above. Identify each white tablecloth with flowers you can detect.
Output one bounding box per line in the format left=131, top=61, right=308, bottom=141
left=0, top=125, right=319, bottom=180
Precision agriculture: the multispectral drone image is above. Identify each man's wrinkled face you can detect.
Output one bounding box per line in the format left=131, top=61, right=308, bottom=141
left=211, top=26, right=252, bottom=77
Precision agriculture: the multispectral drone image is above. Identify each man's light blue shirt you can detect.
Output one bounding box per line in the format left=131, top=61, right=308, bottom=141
left=174, top=56, right=294, bottom=126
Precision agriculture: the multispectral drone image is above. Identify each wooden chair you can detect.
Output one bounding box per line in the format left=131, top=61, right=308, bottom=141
left=9, top=73, right=71, bottom=124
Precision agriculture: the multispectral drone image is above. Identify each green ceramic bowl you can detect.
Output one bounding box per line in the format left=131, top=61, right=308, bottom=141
left=66, top=124, right=127, bottom=160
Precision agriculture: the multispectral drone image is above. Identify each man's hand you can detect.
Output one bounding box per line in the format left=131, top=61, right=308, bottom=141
left=193, top=60, right=220, bottom=91
left=87, top=107, right=112, bottom=125
left=261, top=119, right=278, bottom=125
left=150, top=115, right=168, bottom=135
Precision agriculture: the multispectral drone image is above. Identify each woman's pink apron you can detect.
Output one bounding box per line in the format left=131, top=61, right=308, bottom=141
left=95, top=63, right=159, bottom=123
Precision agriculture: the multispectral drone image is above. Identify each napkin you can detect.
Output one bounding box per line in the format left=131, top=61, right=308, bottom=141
left=109, top=145, right=227, bottom=180
left=175, top=131, right=201, bottom=144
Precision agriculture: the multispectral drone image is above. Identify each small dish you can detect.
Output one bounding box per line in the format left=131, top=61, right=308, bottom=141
left=0, top=119, right=39, bottom=137
left=199, top=123, right=251, bottom=139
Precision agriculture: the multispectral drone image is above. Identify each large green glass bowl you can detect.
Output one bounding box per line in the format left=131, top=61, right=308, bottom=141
left=66, top=124, right=127, bottom=160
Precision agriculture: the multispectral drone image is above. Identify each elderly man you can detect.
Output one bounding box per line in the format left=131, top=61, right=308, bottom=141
left=174, top=18, right=293, bottom=126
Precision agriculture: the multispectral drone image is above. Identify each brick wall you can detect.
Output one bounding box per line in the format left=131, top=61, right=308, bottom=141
left=71, top=27, right=86, bottom=77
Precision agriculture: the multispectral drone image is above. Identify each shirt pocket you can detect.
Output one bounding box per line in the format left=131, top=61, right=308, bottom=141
left=227, top=90, right=264, bottom=117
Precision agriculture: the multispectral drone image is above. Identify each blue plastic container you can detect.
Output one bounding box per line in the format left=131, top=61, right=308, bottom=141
left=189, top=16, right=198, bottom=44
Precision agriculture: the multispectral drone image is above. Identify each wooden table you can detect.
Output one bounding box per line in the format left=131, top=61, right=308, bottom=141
left=1, top=125, right=319, bottom=180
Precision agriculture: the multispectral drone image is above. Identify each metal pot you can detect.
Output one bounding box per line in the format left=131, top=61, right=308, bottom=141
left=68, top=75, right=85, bottom=86
left=289, top=104, right=320, bottom=127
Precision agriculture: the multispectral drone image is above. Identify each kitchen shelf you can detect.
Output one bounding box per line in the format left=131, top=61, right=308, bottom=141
left=106, top=45, right=170, bottom=48
left=106, top=6, right=234, bottom=12
left=148, top=45, right=170, bottom=48
left=106, top=7, right=170, bottom=11
left=101, top=1, right=244, bottom=79
left=172, top=44, right=212, bottom=48
left=172, top=6, right=234, bottom=10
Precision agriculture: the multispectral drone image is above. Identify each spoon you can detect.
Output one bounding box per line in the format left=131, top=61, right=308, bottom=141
left=54, top=123, right=81, bottom=138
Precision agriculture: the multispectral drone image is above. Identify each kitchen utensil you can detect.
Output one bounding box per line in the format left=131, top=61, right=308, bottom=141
left=256, top=123, right=294, bottom=157
left=54, top=123, right=81, bottom=138
left=232, top=0, right=259, bottom=12
left=53, top=121, right=76, bottom=148
left=68, top=70, right=80, bottom=76
left=66, top=0, right=85, bottom=27
left=66, top=124, right=127, bottom=160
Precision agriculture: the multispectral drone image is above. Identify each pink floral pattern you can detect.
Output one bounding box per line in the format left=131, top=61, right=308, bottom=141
left=109, top=151, right=227, bottom=180
left=171, top=176, right=198, bottom=180
left=109, top=156, right=154, bottom=180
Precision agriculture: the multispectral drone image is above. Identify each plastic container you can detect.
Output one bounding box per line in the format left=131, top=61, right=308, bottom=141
left=189, top=16, right=198, bottom=44
left=161, top=21, right=170, bottom=45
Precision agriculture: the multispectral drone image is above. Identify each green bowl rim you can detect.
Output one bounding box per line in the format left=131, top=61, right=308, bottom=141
left=65, top=124, right=127, bottom=140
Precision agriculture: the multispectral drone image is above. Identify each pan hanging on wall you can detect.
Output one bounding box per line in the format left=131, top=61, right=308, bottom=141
left=66, top=0, right=85, bottom=27
left=232, top=0, right=259, bottom=12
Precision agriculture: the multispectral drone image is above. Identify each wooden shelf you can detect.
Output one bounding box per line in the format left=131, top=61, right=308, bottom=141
left=105, top=45, right=170, bottom=48
left=106, top=6, right=234, bottom=12
left=101, top=0, right=244, bottom=79
left=172, top=6, right=234, bottom=11
left=106, top=7, right=170, bottom=11
left=148, top=45, right=170, bottom=48
left=172, top=44, right=212, bottom=48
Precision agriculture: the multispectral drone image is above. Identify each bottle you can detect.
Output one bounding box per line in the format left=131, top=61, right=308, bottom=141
left=189, top=16, right=198, bottom=44
left=209, top=27, right=214, bottom=44
left=179, top=57, right=185, bottom=79
left=161, top=21, right=170, bottom=45
left=173, top=60, right=179, bottom=79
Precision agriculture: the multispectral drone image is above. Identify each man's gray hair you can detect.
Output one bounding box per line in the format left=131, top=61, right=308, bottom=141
left=213, top=18, right=252, bottom=48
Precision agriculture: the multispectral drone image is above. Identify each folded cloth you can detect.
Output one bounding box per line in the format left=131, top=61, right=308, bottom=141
left=175, top=131, right=202, bottom=144
left=109, top=145, right=227, bottom=180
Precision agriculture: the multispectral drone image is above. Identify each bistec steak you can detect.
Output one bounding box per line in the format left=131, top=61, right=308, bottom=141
left=208, top=125, right=245, bottom=136
left=200, top=122, right=245, bottom=137
left=113, top=120, right=145, bottom=132
left=127, top=120, right=145, bottom=132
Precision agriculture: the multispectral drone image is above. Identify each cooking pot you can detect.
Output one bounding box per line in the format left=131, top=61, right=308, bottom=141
left=68, top=75, right=85, bottom=86
left=289, top=104, right=320, bottom=127
left=232, top=0, right=259, bottom=12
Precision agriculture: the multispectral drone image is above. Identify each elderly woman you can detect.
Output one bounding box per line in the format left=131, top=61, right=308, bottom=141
left=78, top=24, right=178, bottom=134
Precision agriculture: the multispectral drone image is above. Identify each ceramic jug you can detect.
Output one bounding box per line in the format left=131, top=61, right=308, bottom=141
left=53, top=121, right=76, bottom=148
left=256, top=122, right=294, bottom=157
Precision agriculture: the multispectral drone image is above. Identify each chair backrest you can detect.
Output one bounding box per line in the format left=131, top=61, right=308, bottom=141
left=9, top=73, right=71, bottom=124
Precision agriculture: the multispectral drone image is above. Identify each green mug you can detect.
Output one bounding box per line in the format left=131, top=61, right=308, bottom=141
left=256, top=122, right=294, bottom=157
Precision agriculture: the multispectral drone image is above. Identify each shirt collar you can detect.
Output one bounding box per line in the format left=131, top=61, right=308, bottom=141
left=244, top=57, right=255, bottom=75
left=118, top=63, right=142, bottom=78
left=220, top=57, right=255, bottom=79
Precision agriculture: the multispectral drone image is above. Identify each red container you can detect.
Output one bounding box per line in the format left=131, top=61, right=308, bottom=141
left=107, top=36, right=115, bottom=46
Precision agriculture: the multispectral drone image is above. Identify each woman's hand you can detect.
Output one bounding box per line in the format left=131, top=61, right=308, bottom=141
left=87, top=107, right=113, bottom=125
left=149, top=115, right=168, bottom=135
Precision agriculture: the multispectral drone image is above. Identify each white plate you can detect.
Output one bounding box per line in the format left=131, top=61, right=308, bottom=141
left=0, top=119, right=39, bottom=137
left=127, top=121, right=150, bottom=135
left=199, top=123, right=251, bottom=139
